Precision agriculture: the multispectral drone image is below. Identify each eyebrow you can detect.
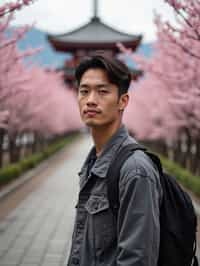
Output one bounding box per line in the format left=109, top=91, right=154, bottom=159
left=96, top=83, right=110, bottom=88
left=79, top=84, right=90, bottom=88
left=79, top=83, right=110, bottom=88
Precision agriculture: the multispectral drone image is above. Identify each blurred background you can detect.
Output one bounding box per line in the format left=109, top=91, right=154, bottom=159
left=0, top=0, right=200, bottom=176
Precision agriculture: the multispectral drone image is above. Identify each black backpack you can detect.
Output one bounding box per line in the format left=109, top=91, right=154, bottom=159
left=107, top=143, right=199, bottom=266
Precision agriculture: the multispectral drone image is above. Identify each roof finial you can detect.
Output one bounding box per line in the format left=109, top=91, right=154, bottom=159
left=94, top=0, right=98, bottom=18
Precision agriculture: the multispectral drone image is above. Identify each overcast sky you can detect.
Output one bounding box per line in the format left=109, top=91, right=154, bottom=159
left=6, top=0, right=175, bottom=42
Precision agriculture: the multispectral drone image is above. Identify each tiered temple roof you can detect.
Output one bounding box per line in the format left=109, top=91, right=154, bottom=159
left=48, top=16, right=142, bottom=53
left=47, top=0, right=143, bottom=83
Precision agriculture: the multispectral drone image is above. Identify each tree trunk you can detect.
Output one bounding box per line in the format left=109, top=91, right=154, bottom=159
left=173, top=138, right=181, bottom=164
left=0, top=129, right=5, bottom=168
left=185, top=129, right=192, bottom=171
left=31, top=132, right=37, bottom=154
left=9, top=135, right=20, bottom=163
left=194, top=138, right=200, bottom=175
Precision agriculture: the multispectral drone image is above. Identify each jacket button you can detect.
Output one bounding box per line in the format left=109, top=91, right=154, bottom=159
left=72, top=257, right=79, bottom=265
left=93, top=202, right=99, bottom=210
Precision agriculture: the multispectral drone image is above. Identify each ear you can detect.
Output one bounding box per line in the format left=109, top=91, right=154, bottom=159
left=118, top=93, right=129, bottom=111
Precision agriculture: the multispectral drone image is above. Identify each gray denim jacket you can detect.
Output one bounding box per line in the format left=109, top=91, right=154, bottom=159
left=67, top=125, right=163, bottom=266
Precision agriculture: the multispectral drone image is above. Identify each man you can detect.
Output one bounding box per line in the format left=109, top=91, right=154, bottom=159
left=67, top=52, right=163, bottom=266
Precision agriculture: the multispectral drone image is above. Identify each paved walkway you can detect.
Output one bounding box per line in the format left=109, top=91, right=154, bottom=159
left=0, top=135, right=93, bottom=266
left=0, top=135, right=199, bottom=266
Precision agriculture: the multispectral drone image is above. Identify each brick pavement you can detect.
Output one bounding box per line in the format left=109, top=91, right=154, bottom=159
left=0, top=134, right=199, bottom=265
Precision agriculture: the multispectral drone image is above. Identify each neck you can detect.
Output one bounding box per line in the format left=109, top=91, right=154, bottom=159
left=90, top=120, right=122, bottom=157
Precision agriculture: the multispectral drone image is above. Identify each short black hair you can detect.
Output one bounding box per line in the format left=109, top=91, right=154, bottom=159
left=75, top=51, right=131, bottom=96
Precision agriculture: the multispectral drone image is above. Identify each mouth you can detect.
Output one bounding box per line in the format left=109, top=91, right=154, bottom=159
left=84, top=110, right=100, bottom=117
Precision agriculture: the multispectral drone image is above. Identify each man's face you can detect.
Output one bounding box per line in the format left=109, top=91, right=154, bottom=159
left=78, top=68, right=125, bottom=128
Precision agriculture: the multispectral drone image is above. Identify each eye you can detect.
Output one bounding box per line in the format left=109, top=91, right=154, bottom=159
left=99, top=89, right=109, bottom=95
left=79, top=89, right=89, bottom=95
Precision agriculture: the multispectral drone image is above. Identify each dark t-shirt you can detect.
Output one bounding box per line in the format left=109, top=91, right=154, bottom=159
left=86, top=148, right=97, bottom=178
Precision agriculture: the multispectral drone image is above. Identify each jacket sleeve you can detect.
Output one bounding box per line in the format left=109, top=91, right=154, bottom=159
left=116, top=161, right=161, bottom=266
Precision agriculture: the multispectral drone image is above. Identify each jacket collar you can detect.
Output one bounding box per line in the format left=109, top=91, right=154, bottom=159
left=78, top=125, right=130, bottom=183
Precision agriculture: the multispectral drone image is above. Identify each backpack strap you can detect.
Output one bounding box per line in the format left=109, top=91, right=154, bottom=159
left=107, top=143, right=146, bottom=215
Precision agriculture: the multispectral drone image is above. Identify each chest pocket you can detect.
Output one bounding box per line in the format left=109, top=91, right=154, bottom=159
left=85, top=195, right=109, bottom=214
left=85, top=195, right=117, bottom=252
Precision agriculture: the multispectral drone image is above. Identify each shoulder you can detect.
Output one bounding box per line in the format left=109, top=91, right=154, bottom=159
left=116, top=134, right=163, bottom=204
left=119, top=148, right=163, bottom=204
left=119, top=136, right=160, bottom=186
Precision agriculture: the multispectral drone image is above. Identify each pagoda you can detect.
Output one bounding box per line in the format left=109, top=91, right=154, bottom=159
left=47, top=0, right=143, bottom=84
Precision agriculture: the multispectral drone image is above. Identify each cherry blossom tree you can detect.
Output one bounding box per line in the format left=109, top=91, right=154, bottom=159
left=3, top=66, right=82, bottom=162
left=0, top=1, right=83, bottom=166
left=0, top=0, right=33, bottom=17
left=120, top=0, right=200, bottom=173
left=0, top=1, right=35, bottom=165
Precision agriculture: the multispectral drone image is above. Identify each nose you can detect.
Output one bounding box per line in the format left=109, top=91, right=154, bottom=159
left=86, top=91, right=98, bottom=106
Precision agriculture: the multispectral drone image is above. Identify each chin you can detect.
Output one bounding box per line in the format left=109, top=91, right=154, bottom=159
left=85, top=121, right=100, bottom=127
left=85, top=120, right=113, bottom=129
left=83, top=119, right=100, bottom=127
left=83, top=117, right=115, bottom=128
